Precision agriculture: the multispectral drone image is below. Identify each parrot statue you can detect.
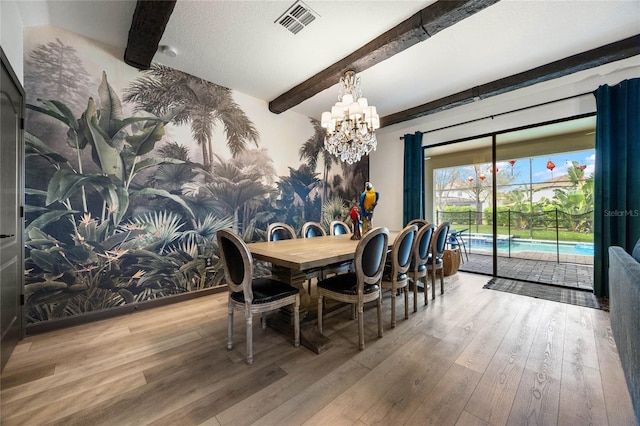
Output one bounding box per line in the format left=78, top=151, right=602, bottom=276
left=359, top=182, right=379, bottom=234
left=349, top=205, right=362, bottom=240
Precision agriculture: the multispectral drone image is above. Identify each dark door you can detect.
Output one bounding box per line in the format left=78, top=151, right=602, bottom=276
left=1, top=49, right=25, bottom=371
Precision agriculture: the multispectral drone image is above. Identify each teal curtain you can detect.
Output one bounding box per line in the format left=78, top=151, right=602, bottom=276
left=403, top=132, right=423, bottom=225
left=593, top=78, right=640, bottom=297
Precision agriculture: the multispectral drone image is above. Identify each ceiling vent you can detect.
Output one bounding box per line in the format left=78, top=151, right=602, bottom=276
left=275, top=1, right=319, bottom=35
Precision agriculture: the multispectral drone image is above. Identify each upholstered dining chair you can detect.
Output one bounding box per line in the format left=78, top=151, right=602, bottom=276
left=329, top=220, right=351, bottom=236
left=317, top=227, right=389, bottom=350
left=216, top=229, right=300, bottom=365
left=302, top=221, right=326, bottom=238
left=301, top=221, right=327, bottom=293
left=266, top=222, right=296, bottom=241
left=427, top=222, right=450, bottom=300
left=380, top=224, right=417, bottom=328
left=409, top=224, right=435, bottom=310
left=407, top=218, right=429, bottom=229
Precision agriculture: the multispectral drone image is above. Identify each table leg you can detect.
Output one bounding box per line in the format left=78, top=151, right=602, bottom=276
left=269, top=265, right=332, bottom=354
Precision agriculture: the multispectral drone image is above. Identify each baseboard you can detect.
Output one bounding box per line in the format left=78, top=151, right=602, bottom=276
left=25, top=286, right=227, bottom=336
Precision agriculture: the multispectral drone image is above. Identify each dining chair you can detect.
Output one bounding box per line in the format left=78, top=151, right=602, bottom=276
left=409, top=224, right=435, bottom=310
left=329, top=220, right=351, bottom=236
left=407, top=219, right=429, bottom=229
left=301, top=221, right=326, bottom=238
left=317, top=227, right=389, bottom=350
left=266, top=222, right=296, bottom=241
left=447, top=228, right=469, bottom=263
left=301, top=221, right=327, bottom=294
left=380, top=224, right=417, bottom=328
left=427, top=222, right=450, bottom=300
left=216, top=229, right=300, bottom=365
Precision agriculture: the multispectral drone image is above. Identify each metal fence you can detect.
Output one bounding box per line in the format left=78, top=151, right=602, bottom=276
left=436, top=209, right=594, bottom=263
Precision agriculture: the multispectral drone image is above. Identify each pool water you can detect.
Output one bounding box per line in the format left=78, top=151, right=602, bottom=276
left=460, top=234, right=594, bottom=256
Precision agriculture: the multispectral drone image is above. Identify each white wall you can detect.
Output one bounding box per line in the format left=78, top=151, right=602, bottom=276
left=370, top=57, right=640, bottom=231
left=1, top=0, right=25, bottom=82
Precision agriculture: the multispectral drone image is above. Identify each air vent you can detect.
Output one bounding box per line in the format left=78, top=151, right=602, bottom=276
left=275, top=1, right=319, bottom=35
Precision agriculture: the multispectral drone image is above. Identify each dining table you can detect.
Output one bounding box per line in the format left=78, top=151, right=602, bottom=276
left=247, top=230, right=398, bottom=353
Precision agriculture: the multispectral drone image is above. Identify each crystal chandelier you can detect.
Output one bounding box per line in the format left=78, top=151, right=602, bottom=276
left=320, top=70, right=380, bottom=164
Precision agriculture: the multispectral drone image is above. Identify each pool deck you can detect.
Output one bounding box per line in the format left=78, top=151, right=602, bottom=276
left=458, top=252, right=594, bottom=290
left=466, top=248, right=593, bottom=265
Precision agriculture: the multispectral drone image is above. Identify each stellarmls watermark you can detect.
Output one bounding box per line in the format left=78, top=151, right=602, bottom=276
left=603, top=210, right=640, bottom=217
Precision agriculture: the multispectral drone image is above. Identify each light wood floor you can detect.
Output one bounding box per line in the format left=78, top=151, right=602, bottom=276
left=1, top=272, right=637, bottom=426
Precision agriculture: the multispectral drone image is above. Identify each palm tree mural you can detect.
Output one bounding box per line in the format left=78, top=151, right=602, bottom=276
left=280, top=164, right=322, bottom=223
left=183, top=155, right=272, bottom=234
left=148, top=141, right=197, bottom=193
left=299, top=118, right=335, bottom=207
left=340, top=157, right=369, bottom=202
left=123, top=64, right=259, bottom=169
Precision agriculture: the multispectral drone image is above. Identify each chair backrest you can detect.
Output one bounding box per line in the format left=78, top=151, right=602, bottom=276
left=330, top=220, right=351, bottom=236
left=266, top=222, right=296, bottom=241
left=354, top=227, right=389, bottom=291
left=407, top=219, right=429, bottom=229
left=431, top=222, right=450, bottom=258
left=216, top=229, right=253, bottom=303
left=413, top=224, right=435, bottom=270
left=390, top=225, right=417, bottom=275
left=302, top=221, right=326, bottom=238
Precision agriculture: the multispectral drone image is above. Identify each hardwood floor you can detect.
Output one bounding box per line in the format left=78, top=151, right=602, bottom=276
left=1, top=272, right=636, bottom=425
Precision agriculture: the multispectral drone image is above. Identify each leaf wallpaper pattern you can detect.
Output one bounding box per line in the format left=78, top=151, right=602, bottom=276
left=23, top=25, right=366, bottom=325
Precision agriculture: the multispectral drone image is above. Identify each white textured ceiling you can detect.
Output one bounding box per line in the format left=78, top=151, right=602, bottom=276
left=21, top=0, right=640, bottom=123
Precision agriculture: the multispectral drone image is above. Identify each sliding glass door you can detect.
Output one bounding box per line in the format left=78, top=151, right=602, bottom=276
left=425, top=116, right=595, bottom=290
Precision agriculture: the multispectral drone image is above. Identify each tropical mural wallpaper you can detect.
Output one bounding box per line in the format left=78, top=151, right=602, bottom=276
left=23, top=26, right=367, bottom=326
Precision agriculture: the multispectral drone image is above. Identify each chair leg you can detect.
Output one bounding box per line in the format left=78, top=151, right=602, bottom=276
left=431, top=270, right=436, bottom=300
left=377, top=293, right=383, bottom=338
left=404, top=287, right=409, bottom=319
left=424, top=277, right=428, bottom=306
left=391, top=286, right=397, bottom=328
left=413, top=278, right=418, bottom=312
left=440, top=269, right=445, bottom=294
left=358, top=303, right=365, bottom=350
left=246, top=311, right=253, bottom=365
left=261, top=312, right=267, bottom=329
left=227, top=302, right=234, bottom=350
left=294, top=295, right=300, bottom=347
left=317, top=295, right=323, bottom=333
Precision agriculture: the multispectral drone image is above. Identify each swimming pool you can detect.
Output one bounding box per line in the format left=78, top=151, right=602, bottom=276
left=459, top=234, right=594, bottom=256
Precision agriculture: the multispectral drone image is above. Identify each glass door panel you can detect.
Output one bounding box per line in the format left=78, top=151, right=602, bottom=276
left=495, top=117, right=595, bottom=289
left=425, top=136, right=493, bottom=275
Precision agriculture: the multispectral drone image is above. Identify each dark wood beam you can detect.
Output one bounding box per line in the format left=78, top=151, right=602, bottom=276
left=381, top=34, right=640, bottom=128
left=268, top=0, right=499, bottom=114
left=124, top=0, right=177, bottom=70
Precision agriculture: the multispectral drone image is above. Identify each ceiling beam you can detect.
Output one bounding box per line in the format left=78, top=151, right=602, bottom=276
left=381, top=34, right=640, bottom=128
left=124, top=0, right=177, bottom=70
left=268, top=0, right=499, bottom=114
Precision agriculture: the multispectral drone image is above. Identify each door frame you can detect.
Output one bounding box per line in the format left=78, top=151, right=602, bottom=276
left=424, top=112, right=595, bottom=282
left=1, top=46, right=26, bottom=368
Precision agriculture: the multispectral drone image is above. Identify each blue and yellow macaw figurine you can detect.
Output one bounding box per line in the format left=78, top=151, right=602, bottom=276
left=359, top=182, right=379, bottom=234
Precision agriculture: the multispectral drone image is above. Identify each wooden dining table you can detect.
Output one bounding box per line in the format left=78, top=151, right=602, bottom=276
left=247, top=230, right=398, bottom=353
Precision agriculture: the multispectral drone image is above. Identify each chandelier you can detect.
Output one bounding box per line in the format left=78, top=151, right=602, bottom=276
left=320, top=70, right=380, bottom=164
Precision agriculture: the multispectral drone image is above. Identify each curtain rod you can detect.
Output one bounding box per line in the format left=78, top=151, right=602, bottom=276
left=398, top=91, right=594, bottom=139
